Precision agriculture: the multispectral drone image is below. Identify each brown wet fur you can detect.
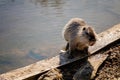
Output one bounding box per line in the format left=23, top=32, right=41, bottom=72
left=63, top=18, right=97, bottom=58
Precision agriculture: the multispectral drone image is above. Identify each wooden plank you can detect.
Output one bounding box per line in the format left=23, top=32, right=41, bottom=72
left=0, top=24, right=120, bottom=80
left=89, top=53, right=108, bottom=79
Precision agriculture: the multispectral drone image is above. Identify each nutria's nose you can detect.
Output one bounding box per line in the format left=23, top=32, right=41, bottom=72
left=89, top=37, right=96, bottom=46
left=89, top=37, right=96, bottom=42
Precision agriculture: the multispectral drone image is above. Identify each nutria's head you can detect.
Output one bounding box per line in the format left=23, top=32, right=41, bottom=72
left=82, top=26, right=97, bottom=46
left=68, top=18, right=86, bottom=27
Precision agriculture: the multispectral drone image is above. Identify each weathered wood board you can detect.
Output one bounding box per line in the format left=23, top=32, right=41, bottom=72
left=89, top=53, right=108, bottom=79
left=0, top=24, right=120, bottom=80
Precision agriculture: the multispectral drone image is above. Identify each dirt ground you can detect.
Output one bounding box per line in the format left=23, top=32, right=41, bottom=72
left=95, top=43, right=120, bottom=80
left=38, top=41, right=120, bottom=80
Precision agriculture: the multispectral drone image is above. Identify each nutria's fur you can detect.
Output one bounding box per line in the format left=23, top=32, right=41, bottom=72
left=62, top=18, right=97, bottom=58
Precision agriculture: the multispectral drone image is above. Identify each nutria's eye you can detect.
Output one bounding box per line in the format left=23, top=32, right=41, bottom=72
left=83, top=27, right=86, bottom=30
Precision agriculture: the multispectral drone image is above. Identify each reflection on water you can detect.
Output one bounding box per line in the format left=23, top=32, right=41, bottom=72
left=32, top=0, right=64, bottom=8
left=0, top=0, right=120, bottom=74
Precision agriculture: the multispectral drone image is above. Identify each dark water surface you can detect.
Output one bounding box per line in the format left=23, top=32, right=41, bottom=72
left=0, top=0, right=120, bottom=74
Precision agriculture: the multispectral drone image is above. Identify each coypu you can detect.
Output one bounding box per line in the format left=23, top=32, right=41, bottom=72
left=62, top=18, right=97, bottom=58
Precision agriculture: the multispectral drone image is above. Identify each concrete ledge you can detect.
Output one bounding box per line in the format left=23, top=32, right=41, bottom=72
left=0, top=24, right=120, bottom=80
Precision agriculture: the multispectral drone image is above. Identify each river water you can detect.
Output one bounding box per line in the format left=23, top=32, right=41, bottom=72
left=0, top=0, right=120, bottom=74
